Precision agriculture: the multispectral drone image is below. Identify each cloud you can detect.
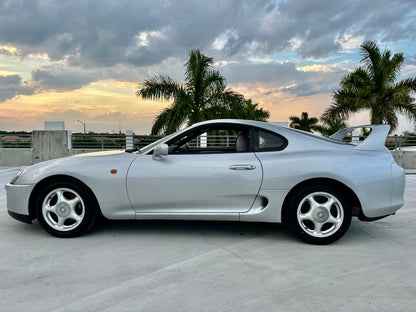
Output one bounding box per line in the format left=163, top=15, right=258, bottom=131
left=257, top=0, right=416, bottom=58
left=0, top=0, right=223, bottom=68
left=1, top=65, right=103, bottom=101
left=0, top=46, right=23, bottom=57
left=297, top=64, right=339, bottom=72
left=222, top=61, right=302, bottom=85
left=91, top=111, right=130, bottom=122
left=0, top=1, right=414, bottom=85
left=222, top=61, right=347, bottom=97
left=405, top=53, right=416, bottom=66
left=0, top=75, right=35, bottom=101
left=1, top=0, right=414, bottom=69
left=402, top=64, right=416, bottom=79
left=31, top=64, right=98, bottom=91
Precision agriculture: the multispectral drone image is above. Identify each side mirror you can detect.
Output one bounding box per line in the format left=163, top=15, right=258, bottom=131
left=152, top=143, right=168, bottom=160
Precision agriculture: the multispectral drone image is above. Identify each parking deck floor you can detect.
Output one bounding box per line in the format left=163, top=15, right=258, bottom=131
left=1, top=167, right=415, bottom=312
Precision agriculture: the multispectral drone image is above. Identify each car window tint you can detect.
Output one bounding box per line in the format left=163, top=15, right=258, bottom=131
left=255, top=130, right=287, bottom=152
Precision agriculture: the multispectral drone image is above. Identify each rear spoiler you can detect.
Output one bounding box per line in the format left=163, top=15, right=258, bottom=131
left=330, top=125, right=390, bottom=151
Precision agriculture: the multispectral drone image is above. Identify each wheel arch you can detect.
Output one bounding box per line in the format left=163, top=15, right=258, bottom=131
left=281, top=178, right=362, bottom=224
left=28, top=175, right=102, bottom=220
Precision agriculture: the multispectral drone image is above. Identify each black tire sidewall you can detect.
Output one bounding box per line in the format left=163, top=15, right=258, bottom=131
left=288, top=184, right=352, bottom=245
left=35, top=180, right=97, bottom=238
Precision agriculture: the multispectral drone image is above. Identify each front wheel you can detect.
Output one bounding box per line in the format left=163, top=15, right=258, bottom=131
left=35, top=180, right=97, bottom=237
left=287, top=185, right=352, bottom=244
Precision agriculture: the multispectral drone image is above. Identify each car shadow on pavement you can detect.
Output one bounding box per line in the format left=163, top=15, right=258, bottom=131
left=9, top=217, right=394, bottom=245
left=91, top=218, right=296, bottom=241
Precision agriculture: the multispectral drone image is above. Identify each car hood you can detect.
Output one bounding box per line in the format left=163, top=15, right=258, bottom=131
left=70, top=150, right=128, bottom=158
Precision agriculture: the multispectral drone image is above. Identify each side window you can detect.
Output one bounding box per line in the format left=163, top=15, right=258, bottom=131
left=255, top=130, right=287, bottom=152
left=168, top=126, right=250, bottom=154
left=188, top=130, right=239, bottom=151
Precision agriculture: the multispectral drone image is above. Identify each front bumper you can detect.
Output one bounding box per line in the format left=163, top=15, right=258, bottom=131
left=5, top=183, right=35, bottom=223
left=8, top=210, right=32, bottom=224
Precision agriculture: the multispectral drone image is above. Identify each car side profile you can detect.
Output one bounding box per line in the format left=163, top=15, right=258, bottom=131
left=6, top=119, right=405, bottom=244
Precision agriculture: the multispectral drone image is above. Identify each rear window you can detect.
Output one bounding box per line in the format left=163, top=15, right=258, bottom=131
left=254, top=129, right=288, bottom=151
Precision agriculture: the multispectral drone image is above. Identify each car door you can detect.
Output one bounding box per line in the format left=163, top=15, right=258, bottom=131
left=126, top=126, right=262, bottom=214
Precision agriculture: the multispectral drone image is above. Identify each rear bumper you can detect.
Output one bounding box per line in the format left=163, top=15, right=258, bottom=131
left=390, top=162, right=405, bottom=214
left=5, top=183, right=35, bottom=223
left=356, top=161, right=405, bottom=219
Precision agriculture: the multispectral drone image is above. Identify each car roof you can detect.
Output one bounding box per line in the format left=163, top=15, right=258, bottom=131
left=189, top=119, right=347, bottom=146
left=190, top=119, right=284, bottom=131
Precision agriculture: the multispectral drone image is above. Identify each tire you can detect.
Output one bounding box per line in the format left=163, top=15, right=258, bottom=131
left=287, top=185, right=352, bottom=245
left=35, top=180, right=98, bottom=238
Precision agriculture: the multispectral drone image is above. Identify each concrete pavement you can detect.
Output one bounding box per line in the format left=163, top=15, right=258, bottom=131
left=1, top=167, right=415, bottom=312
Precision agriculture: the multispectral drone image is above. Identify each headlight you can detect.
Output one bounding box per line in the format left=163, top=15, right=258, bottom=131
left=9, top=169, right=24, bottom=185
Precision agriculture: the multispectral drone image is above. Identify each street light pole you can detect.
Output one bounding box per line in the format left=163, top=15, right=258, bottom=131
left=77, top=120, right=86, bottom=134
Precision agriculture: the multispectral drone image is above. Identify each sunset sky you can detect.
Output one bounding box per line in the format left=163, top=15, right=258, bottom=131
left=1, top=0, right=416, bottom=134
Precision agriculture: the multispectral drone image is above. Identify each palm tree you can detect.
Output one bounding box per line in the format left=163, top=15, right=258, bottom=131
left=323, top=41, right=416, bottom=132
left=289, top=112, right=319, bottom=132
left=315, top=116, right=347, bottom=136
left=205, top=98, right=269, bottom=121
left=235, top=99, right=270, bottom=121
left=137, top=49, right=268, bottom=135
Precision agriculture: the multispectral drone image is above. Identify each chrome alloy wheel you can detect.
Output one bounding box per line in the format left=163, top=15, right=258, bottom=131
left=296, top=191, right=344, bottom=238
left=42, top=187, right=85, bottom=232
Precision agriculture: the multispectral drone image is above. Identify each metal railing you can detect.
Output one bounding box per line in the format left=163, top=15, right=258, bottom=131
left=1, top=133, right=416, bottom=150
left=347, top=135, right=416, bottom=150
left=189, top=135, right=238, bottom=148
left=388, top=135, right=416, bottom=150
left=71, top=134, right=127, bottom=149
left=134, top=135, right=163, bottom=148
left=71, top=134, right=164, bottom=149
left=0, top=134, right=32, bottom=148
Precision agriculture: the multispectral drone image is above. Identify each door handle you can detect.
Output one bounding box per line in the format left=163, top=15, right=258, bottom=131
left=229, top=164, right=256, bottom=170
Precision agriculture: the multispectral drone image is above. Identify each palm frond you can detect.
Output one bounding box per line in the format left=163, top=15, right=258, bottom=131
left=151, top=107, right=171, bottom=135
left=137, top=75, right=182, bottom=101
left=151, top=95, right=192, bottom=135
left=185, top=49, right=214, bottom=90
left=396, top=77, right=416, bottom=91
left=360, top=41, right=381, bottom=75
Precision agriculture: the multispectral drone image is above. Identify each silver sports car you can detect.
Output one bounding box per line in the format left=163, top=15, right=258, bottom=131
left=6, top=119, right=405, bottom=244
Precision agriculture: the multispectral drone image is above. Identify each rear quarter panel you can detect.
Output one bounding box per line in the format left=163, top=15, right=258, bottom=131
left=255, top=144, right=397, bottom=219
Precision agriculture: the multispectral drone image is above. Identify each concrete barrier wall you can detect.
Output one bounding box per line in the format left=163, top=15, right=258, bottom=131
left=0, top=148, right=119, bottom=166
left=0, top=131, right=113, bottom=166
left=391, top=151, right=416, bottom=170
left=32, top=130, right=70, bottom=164
left=0, top=148, right=33, bottom=166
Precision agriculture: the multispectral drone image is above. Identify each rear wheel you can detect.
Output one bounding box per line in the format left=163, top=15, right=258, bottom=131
left=287, top=185, right=352, bottom=244
left=35, top=180, right=97, bottom=237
